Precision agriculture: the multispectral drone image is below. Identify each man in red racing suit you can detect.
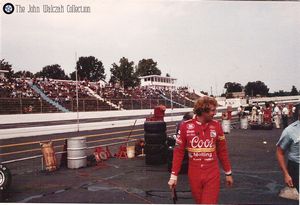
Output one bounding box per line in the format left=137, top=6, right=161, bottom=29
left=168, top=96, right=233, bottom=204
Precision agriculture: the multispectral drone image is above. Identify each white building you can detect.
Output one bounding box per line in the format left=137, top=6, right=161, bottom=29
left=139, top=75, right=177, bottom=89
left=0, top=70, right=9, bottom=79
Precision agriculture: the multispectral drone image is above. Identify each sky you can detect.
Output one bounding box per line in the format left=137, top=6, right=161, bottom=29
left=1, top=0, right=300, bottom=95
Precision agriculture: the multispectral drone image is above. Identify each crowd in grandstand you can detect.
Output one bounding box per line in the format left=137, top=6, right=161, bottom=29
left=33, top=78, right=91, bottom=103
left=0, top=78, right=39, bottom=98
left=0, top=77, right=199, bottom=113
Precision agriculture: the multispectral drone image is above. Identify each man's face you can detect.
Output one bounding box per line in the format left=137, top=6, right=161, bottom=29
left=203, top=105, right=217, bottom=122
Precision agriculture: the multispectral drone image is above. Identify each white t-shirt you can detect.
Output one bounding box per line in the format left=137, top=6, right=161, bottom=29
left=282, top=107, right=289, bottom=115
left=274, top=106, right=281, bottom=115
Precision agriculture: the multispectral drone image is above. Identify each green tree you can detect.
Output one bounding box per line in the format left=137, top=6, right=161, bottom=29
left=200, top=91, right=208, bottom=96
left=13, top=70, right=34, bottom=78
left=35, top=64, right=68, bottom=79
left=290, top=85, right=299, bottom=96
left=110, top=57, right=139, bottom=88
left=70, top=56, right=105, bottom=81
left=244, top=81, right=269, bottom=97
left=0, top=59, right=14, bottom=79
left=273, top=90, right=289, bottom=97
left=224, top=82, right=243, bottom=93
left=135, top=59, right=161, bottom=77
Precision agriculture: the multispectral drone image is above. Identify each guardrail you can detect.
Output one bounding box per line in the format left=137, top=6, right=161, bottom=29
left=0, top=97, right=194, bottom=114
left=1, top=115, right=239, bottom=167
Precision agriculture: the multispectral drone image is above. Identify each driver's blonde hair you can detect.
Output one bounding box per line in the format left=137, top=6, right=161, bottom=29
left=193, top=96, right=218, bottom=114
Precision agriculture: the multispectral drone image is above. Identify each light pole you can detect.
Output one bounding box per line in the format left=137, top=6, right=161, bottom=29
left=75, top=52, right=79, bottom=133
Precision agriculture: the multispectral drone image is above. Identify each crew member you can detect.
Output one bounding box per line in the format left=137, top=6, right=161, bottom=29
left=273, top=104, right=281, bottom=129
left=276, top=108, right=300, bottom=192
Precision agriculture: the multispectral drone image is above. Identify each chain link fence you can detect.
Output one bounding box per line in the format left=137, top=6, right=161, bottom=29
left=0, top=97, right=194, bottom=114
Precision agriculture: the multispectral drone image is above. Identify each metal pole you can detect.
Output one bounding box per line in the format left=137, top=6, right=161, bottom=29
left=127, top=119, right=137, bottom=146
left=75, top=52, right=80, bottom=132
left=40, top=99, right=43, bottom=113
left=170, top=88, right=173, bottom=121
left=19, top=96, right=23, bottom=114
left=41, top=156, right=44, bottom=171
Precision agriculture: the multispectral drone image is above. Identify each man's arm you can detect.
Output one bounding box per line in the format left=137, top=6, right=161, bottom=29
left=276, top=146, right=293, bottom=187
left=168, top=123, right=187, bottom=189
left=216, top=122, right=233, bottom=186
left=216, top=122, right=232, bottom=174
left=276, top=128, right=294, bottom=187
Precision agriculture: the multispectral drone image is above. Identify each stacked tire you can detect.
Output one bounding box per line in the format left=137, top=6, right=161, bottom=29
left=144, top=121, right=167, bottom=165
left=166, top=136, right=189, bottom=174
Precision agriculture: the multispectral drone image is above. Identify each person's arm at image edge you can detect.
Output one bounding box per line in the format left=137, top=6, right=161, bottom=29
left=276, top=146, right=294, bottom=187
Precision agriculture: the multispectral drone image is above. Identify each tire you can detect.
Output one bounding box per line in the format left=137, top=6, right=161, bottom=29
left=167, top=159, right=172, bottom=172
left=166, top=136, right=176, bottom=147
left=145, top=144, right=167, bottom=165
left=144, top=144, right=167, bottom=155
left=145, top=152, right=167, bottom=165
left=144, top=121, right=167, bottom=133
left=0, top=164, right=12, bottom=191
left=144, top=133, right=167, bottom=144
left=166, top=146, right=189, bottom=161
left=167, top=146, right=174, bottom=162
left=167, top=147, right=189, bottom=174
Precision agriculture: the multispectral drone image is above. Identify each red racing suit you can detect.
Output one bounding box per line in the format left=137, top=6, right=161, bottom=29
left=171, top=118, right=232, bottom=204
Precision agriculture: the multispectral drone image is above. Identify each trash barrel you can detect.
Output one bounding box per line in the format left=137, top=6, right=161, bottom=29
left=67, top=137, right=87, bottom=169
left=222, top=120, right=231, bottom=134
left=240, top=118, right=248, bottom=129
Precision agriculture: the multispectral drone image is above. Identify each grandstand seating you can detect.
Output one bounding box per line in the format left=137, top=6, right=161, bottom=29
left=0, top=77, right=199, bottom=114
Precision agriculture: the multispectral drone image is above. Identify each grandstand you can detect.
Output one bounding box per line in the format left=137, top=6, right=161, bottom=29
left=0, top=77, right=200, bottom=114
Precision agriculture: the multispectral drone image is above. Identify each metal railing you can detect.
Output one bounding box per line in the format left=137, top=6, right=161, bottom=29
left=0, top=97, right=194, bottom=114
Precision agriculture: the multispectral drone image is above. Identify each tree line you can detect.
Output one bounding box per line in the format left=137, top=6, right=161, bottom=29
left=1, top=58, right=299, bottom=96
left=0, top=57, right=163, bottom=88
left=223, top=81, right=299, bottom=97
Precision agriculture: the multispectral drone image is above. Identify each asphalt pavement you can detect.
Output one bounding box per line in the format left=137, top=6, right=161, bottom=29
left=2, top=127, right=299, bottom=204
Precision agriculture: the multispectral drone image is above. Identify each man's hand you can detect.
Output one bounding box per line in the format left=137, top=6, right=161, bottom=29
left=284, top=173, right=294, bottom=187
left=225, top=175, right=233, bottom=187
left=168, top=178, right=177, bottom=189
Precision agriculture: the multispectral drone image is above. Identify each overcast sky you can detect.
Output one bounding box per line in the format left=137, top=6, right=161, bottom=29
left=1, top=0, right=299, bottom=95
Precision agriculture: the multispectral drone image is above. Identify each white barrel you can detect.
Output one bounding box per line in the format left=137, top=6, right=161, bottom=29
left=222, top=120, right=231, bottom=133
left=127, top=146, right=135, bottom=159
left=67, top=137, right=87, bottom=169
left=240, top=118, right=248, bottom=129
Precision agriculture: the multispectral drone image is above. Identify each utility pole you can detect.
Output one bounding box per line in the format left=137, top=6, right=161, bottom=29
left=75, top=52, right=79, bottom=133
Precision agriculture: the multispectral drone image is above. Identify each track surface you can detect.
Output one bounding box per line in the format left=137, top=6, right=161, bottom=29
left=1, top=121, right=299, bottom=204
